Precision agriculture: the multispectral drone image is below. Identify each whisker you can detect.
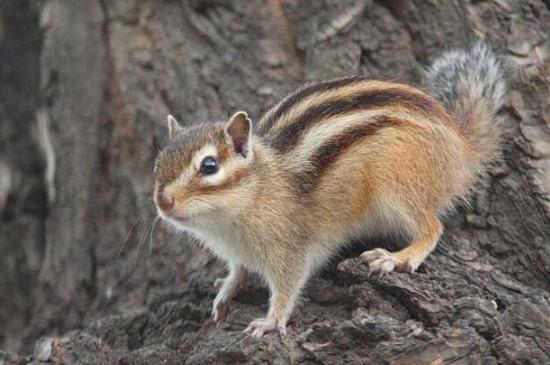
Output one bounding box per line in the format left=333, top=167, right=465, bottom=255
left=148, top=215, right=161, bottom=256
left=134, top=217, right=154, bottom=267
left=117, top=215, right=143, bottom=261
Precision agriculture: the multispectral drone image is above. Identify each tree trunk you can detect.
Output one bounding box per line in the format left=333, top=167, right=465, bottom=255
left=1, top=0, right=549, bottom=364
left=0, top=0, right=44, bottom=353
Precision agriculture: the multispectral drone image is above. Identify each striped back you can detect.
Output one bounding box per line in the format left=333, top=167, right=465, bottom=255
left=256, top=77, right=455, bottom=193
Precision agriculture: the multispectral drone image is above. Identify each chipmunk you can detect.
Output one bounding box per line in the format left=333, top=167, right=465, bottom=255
left=153, top=42, right=505, bottom=337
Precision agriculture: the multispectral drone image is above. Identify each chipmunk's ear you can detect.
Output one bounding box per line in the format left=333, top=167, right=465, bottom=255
left=225, top=111, right=252, bottom=158
left=167, top=114, right=184, bottom=140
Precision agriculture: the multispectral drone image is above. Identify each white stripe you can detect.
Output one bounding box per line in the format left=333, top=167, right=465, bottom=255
left=289, top=109, right=388, bottom=164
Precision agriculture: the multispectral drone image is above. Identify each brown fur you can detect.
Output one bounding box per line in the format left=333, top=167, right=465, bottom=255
left=293, top=116, right=405, bottom=194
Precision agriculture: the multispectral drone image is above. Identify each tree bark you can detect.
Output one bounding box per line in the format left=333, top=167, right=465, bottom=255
left=0, top=0, right=44, bottom=353
left=1, top=0, right=549, bottom=364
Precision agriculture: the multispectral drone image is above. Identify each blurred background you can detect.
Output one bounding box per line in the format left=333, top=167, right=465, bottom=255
left=0, top=0, right=549, bottom=363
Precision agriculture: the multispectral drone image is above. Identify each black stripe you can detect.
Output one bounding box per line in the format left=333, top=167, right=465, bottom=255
left=293, top=116, right=402, bottom=195
left=257, top=76, right=368, bottom=135
left=268, top=88, right=439, bottom=153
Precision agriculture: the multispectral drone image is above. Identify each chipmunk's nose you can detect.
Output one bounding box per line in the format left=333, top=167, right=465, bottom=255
left=155, top=185, right=175, bottom=211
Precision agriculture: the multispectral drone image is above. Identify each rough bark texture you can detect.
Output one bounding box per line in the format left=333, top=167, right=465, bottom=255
left=0, top=0, right=44, bottom=353
left=1, top=0, right=549, bottom=364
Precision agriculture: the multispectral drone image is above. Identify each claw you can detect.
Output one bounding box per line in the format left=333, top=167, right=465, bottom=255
left=244, top=318, right=283, bottom=338
left=212, top=267, right=249, bottom=327
left=212, top=300, right=229, bottom=325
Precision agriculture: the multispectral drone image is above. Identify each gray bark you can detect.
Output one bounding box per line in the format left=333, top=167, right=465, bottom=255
left=0, top=0, right=44, bottom=352
left=1, top=0, right=549, bottom=364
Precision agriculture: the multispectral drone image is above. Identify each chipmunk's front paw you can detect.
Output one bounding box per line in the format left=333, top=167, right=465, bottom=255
left=244, top=318, right=285, bottom=338
left=361, top=248, right=408, bottom=276
left=212, top=295, right=230, bottom=325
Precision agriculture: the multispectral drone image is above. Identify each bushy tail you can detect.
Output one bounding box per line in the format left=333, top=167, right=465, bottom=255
left=424, top=42, right=506, bottom=174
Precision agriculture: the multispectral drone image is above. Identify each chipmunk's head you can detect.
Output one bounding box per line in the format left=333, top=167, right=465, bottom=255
left=154, top=112, right=256, bottom=228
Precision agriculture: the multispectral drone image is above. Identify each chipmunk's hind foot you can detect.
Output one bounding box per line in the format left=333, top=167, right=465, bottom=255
left=361, top=248, right=412, bottom=275
left=361, top=215, right=443, bottom=276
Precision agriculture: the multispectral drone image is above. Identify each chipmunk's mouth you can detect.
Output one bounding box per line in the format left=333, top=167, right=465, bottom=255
left=156, top=207, right=193, bottom=224
left=172, top=214, right=192, bottom=223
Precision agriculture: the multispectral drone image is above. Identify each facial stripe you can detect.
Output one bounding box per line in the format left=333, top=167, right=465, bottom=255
left=294, top=116, right=404, bottom=194
left=257, top=76, right=368, bottom=135
left=267, top=87, right=447, bottom=153
left=177, top=150, right=258, bottom=202
left=201, top=158, right=242, bottom=186
left=182, top=165, right=251, bottom=199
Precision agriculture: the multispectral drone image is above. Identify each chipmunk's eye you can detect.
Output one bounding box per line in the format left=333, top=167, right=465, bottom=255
left=199, top=156, right=218, bottom=175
